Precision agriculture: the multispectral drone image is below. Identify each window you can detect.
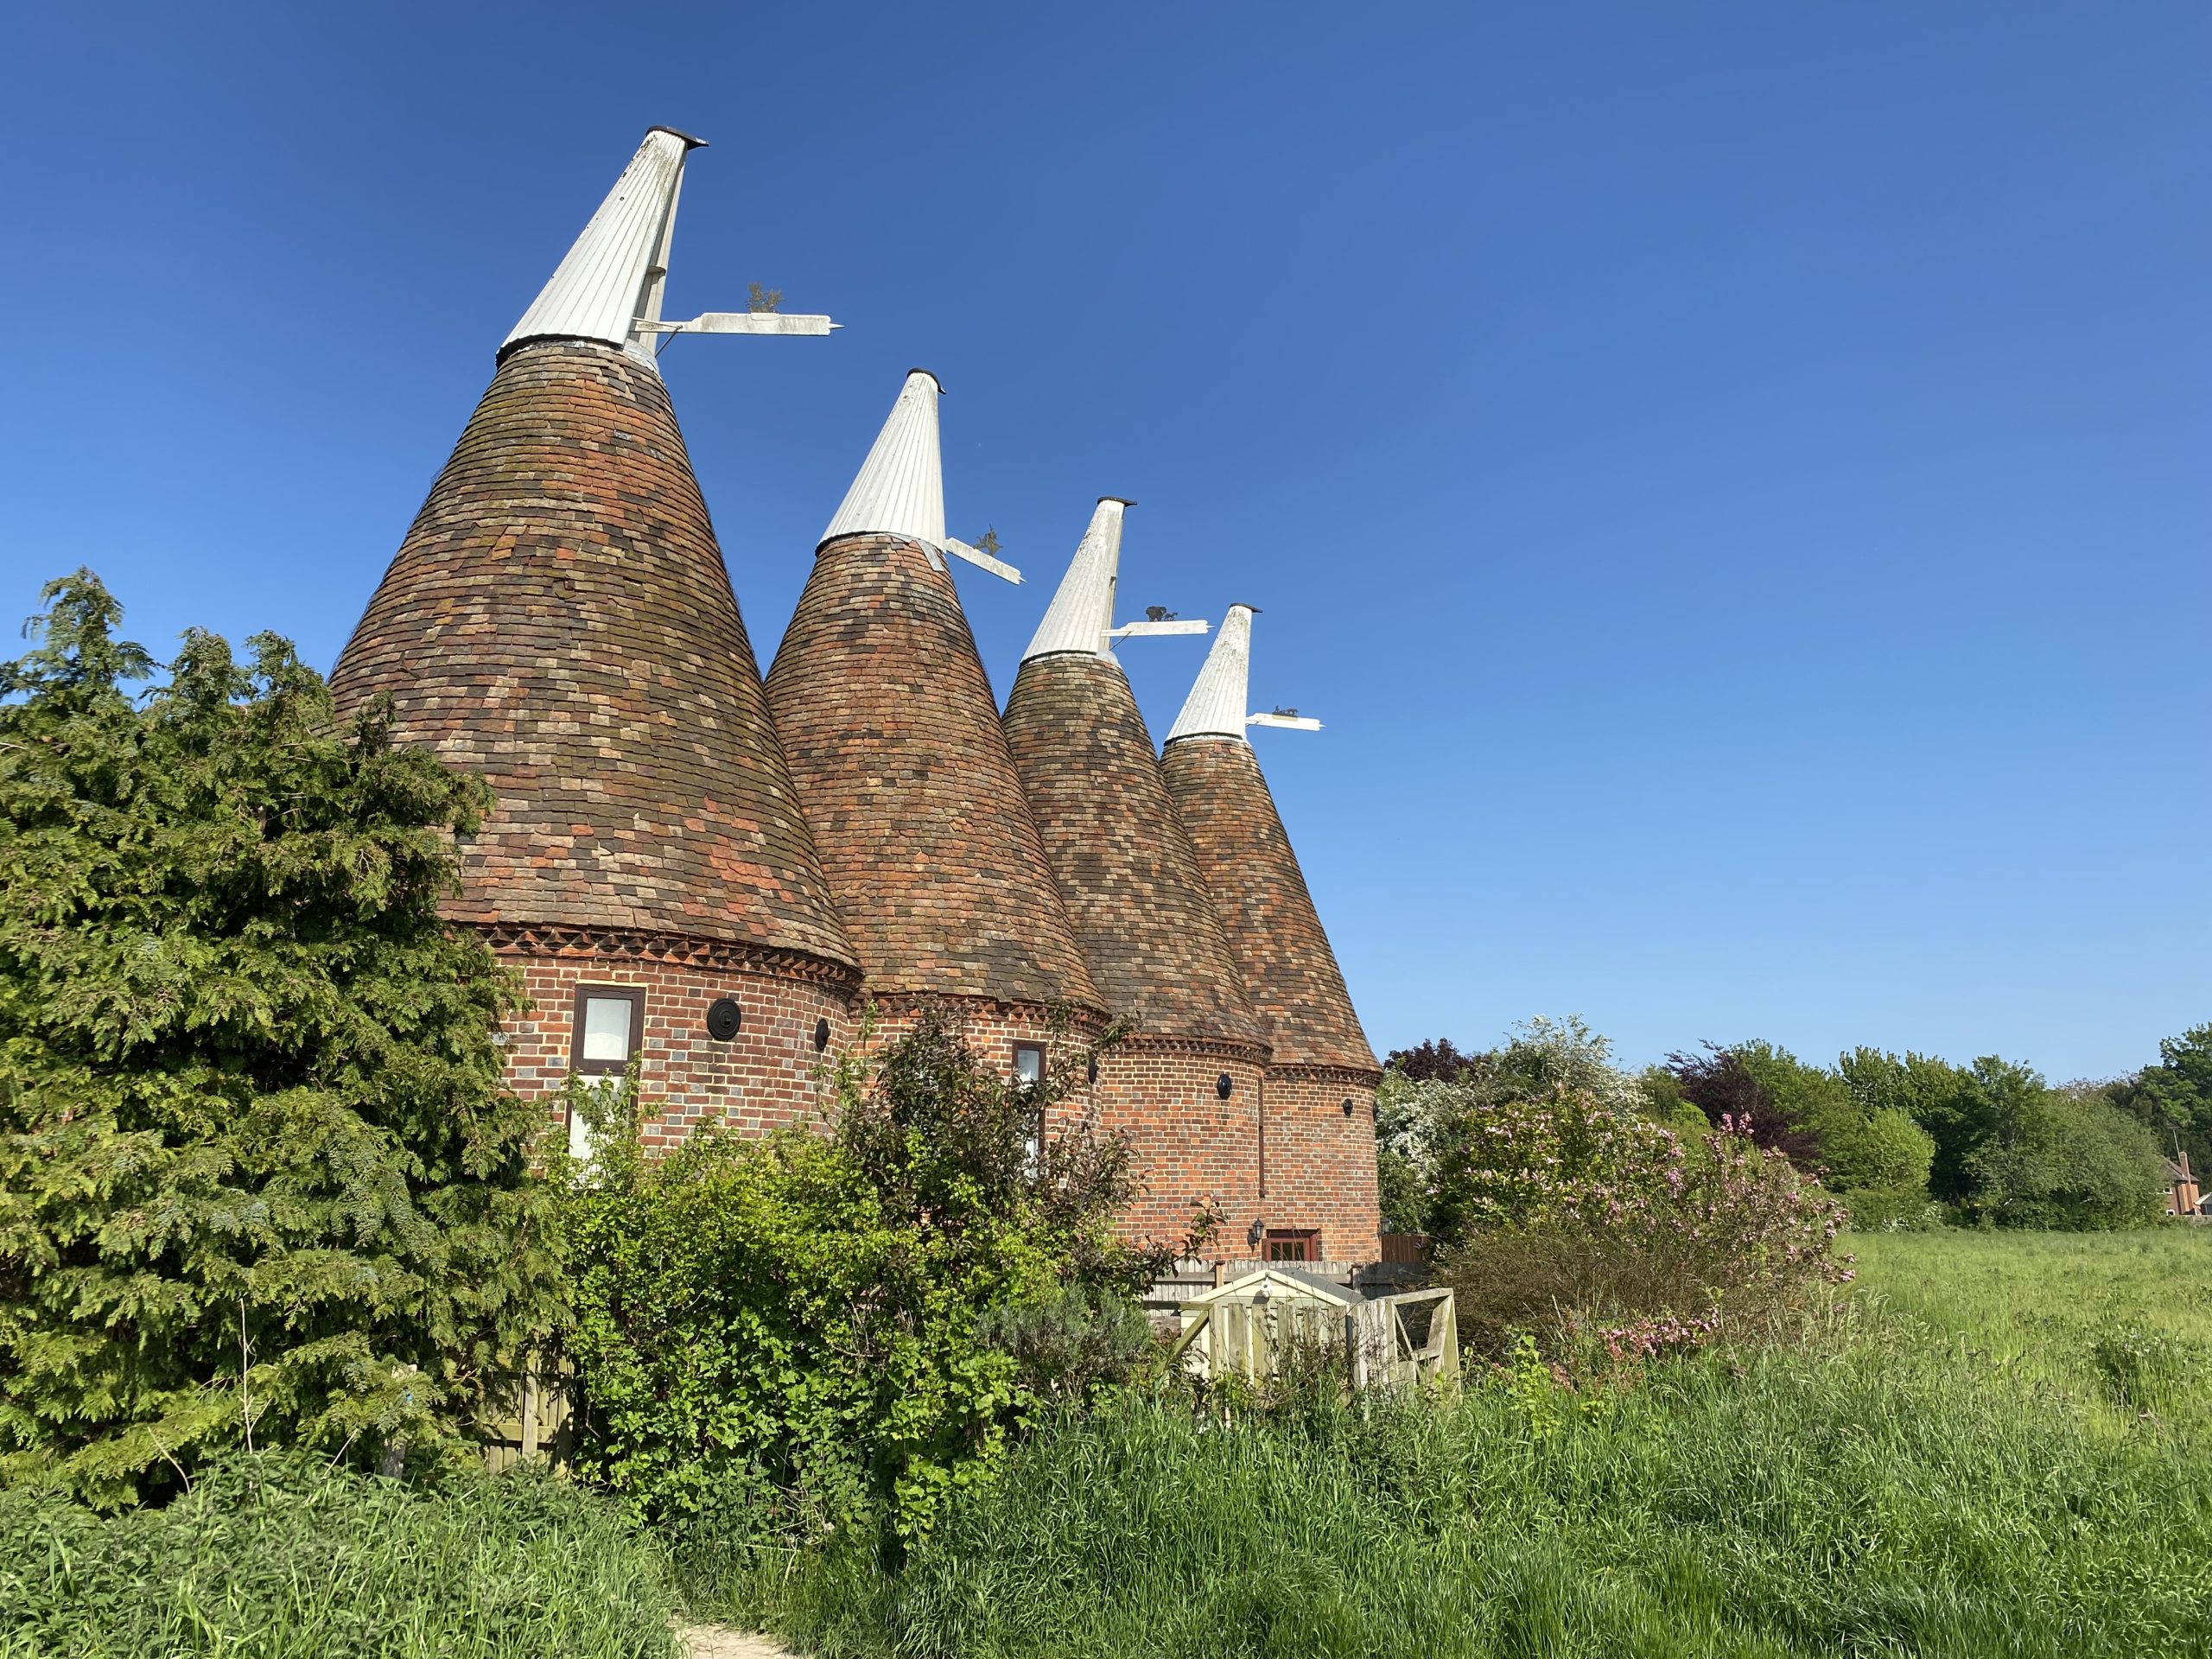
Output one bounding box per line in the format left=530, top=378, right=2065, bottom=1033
left=570, top=985, right=645, bottom=1076
left=1263, top=1229, right=1319, bottom=1263
left=1012, top=1043, right=1046, bottom=1171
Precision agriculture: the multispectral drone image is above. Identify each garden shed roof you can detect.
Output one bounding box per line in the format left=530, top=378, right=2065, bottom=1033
left=1180, top=1267, right=1358, bottom=1310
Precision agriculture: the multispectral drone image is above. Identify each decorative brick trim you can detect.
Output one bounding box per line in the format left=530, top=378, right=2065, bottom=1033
left=1267, top=1061, right=1385, bottom=1089
left=866, top=990, right=1111, bottom=1041
left=1116, top=1031, right=1274, bottom=1070
left=480, top=922, right=863, bottom=992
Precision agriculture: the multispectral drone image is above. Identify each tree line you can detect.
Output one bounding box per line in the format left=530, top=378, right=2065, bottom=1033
left=1385, top=1018, right=2206, bottom=1234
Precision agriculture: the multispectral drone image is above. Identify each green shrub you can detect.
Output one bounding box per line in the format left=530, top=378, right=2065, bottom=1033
left=1376, top=1018, right=1650, bottom=1239
left=1841, top=1048, right=2168, bottom=1226
left=558, top=1010, right=1169, bottom=1547
left=0, top=575, right=562, bottom=1506
left=1818, top=1103, right=1937, bottom=1193
left=0, top=1453, right=677, bottom=1658
left=1965, top=1086, right=2167, bottom=1229
left=1426, top=1080, right=1683, bottom=1241
left=1840, top=1181, right=1947, bottom=1231
left=976, top=1284, right=1156, bottom=1403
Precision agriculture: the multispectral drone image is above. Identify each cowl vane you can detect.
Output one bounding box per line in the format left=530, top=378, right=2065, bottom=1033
left=1020, top=499, right=1208, bottom=662
left=819, top=371, right=1020, bottom=581
left=1165, top=604, right=1322, bottom=743
left=503, top=126, right=837, bottom=368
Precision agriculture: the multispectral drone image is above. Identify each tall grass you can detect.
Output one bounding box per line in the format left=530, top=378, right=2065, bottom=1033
left=696, top=1230, right=2212, bottom=1659
left=0, top=1456, right=680, bottom=1659
left=22, top=1235, right=2190, bottom=1657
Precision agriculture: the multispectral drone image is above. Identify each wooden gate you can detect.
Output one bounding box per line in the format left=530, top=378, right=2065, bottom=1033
left=1173, top=1285, right=1459, bottom=1389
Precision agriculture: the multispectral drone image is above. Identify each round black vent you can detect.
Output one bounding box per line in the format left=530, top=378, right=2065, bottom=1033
left=705, top=999, right=742, bottom=1041
left=1216, top=1072, right=1233, bottom=1100
left=813, top=1016, right=831, bottom=1052
left=1341, top=1097, right=1355, bottom=1117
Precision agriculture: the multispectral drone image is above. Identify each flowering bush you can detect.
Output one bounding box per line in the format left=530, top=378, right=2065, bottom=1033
left=1434, top=1090, right=1853, bottom=1365
left=1377, top=1017, right=1656, bottom=1236
left=1427, top=1081, right=1686, bottom=1238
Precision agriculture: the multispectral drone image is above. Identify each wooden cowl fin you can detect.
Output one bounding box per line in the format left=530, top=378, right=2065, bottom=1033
left=330, top=339, right=856, bottom=972
left=765, top=376, right=1100, bottom=1009
left=1004, top=505, right=1263, bottom=1050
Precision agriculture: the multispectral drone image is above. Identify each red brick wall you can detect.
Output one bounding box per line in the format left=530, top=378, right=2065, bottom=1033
left=1260, top=1068, right=1382, bottom=1264
left=494, top=941, right=856, bottom=1152
left=1096, top=1049, right=1382, bottom=1263
left=490, top=952, right=1383, bottom=1262
left=1096, top=1046, right=1268, bottom=1254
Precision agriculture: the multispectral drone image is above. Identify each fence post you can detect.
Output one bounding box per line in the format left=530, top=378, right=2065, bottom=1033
left=519, top=1366, right=540, bottom=1461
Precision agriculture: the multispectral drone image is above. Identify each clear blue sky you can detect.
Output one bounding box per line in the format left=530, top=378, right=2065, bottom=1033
left=3, top=2, right=2206, bottom=1080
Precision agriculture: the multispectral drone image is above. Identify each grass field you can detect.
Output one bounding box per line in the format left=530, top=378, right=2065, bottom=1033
left=697, top=1228, right=2212, bottom=1659
left=1852, top=1228, right=2212, bottom=1424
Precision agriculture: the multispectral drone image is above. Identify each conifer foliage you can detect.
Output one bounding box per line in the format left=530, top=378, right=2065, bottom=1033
left=0, top=574, right=562, bottom=1504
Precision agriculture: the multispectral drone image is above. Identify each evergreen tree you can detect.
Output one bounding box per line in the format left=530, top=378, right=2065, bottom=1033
left=0, top=574, right=562, bottom=1504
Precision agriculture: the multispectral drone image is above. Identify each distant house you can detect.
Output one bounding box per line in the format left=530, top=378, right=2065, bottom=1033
left=2165, top=1153, right=2201, bottom=1218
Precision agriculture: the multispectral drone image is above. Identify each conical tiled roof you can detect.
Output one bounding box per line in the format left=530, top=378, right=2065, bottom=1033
left=1162, top=617, right=1374, bottom=1071
left=331, top=349, right=855, bottom=966
left=1005, top=505, right=1265, bottom=1048
left=764, top=378, right=1100, bottom=1007
left=334, top=133, right=852, bottom=969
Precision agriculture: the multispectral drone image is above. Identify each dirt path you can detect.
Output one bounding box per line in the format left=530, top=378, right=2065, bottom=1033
left=678, top=1620, right=796, bottom=1658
